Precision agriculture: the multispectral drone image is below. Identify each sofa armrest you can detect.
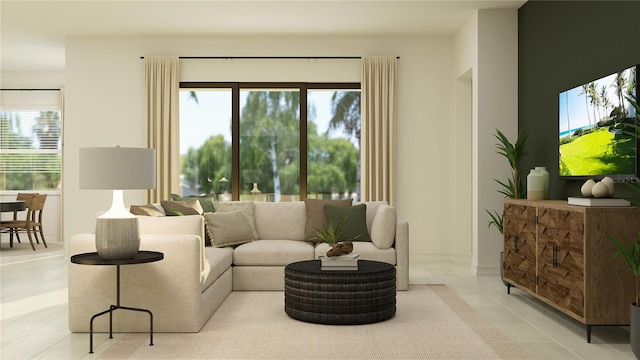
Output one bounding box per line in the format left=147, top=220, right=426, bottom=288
left=68, top=233, right=205, bottom=332
left=395, top=219, right=409, bottom=290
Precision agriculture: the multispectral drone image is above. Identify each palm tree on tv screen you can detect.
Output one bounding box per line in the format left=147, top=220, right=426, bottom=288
left=579, top=84, right=593, bottom=128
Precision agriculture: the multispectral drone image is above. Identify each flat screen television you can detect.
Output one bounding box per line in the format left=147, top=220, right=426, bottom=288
left=559, top=64, right=638, bottom=181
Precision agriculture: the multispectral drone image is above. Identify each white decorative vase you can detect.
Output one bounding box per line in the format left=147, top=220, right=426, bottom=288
left=527, top=168, right=544, bottom=200
left=250, top=183, right=262, bottom=195
left=535, top=166, right=549, bottom=199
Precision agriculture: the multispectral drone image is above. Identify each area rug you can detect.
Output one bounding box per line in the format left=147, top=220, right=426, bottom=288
left=97, top=285, right=530, bottom=360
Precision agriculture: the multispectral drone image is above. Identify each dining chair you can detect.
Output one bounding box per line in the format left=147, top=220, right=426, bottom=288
left=4, top=194, right=48, bottom=250
left=1, top=193, right=38, bottom=246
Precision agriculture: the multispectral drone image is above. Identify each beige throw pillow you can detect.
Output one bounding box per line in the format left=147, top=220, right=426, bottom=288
left=304, top=198, right=352, bottom=241
left=204, top=211, right=258, bottom=247
left=370, top=204, right=397, bottom=249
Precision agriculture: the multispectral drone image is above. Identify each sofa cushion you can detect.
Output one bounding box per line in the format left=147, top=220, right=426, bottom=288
left=304, top=198, right=352, bottom=241
left=130, top=204, right=165, bottom=217
left=324, top=203, right=371, bottom=242
left=202, top=247, right=233, bottom=292
left=161, top=199, right=204, bottom=216
left=370, top=204, right=396, bottom=249
left=204, top=211, right=258, bottom=247
left=356, top=201, right=388, bottom=231
left=315, top=242, right=396, bottom=265
left=171, top=193, right=216, bottom=213
left=233, top=240, right=315, bottom=266
left=254, top=202, right=306, bottom=240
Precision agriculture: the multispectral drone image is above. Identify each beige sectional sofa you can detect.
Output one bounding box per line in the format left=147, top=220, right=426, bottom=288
left=68, top=200, right=409, bottom=333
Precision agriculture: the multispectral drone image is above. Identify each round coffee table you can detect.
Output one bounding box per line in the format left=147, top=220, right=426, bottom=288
left=284, top=260, right=396, bottom=325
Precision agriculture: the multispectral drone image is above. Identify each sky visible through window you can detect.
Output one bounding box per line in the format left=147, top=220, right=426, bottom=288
left=179, top=90, right=347, bottom=155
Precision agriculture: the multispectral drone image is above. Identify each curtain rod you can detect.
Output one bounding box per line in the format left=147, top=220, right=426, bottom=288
left=0, top=88, right=61, bottom=91
left=140, top=56, right=400, bottom=60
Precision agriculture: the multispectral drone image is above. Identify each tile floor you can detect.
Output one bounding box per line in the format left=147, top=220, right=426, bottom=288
left=0, top=246, right=635, bottom=359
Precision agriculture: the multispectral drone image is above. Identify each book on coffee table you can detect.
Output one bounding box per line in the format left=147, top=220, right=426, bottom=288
left=321, top=265, right=358, bottom=271
left=319, top=253, right=359, bottom=267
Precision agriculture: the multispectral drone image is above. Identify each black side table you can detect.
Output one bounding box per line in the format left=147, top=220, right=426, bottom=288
left=70, top=251, right=164, bottom=354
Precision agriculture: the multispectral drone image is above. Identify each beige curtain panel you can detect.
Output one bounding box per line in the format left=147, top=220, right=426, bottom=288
left=360, top=56, right=397, bottom=207
left=145, top=56, right=181, bottom=203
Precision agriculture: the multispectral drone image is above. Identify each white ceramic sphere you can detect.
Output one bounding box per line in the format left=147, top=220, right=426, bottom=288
left=581, top=179, right=596, bottom=197
left=591, top=181, right=610, bottom=198
left=601, top=177, right=615, bottom=196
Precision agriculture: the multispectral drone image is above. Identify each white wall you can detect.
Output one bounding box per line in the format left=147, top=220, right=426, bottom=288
left=63, top=35, right=461, bottom=258
left=475, top=9, right=519, bottom=275
left=2, top=15, right=519, bottom=275
left=452, top=9, right=518, bottom=275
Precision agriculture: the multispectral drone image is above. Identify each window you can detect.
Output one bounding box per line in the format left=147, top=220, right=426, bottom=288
left=1, top=102, right=62, bottom=191
left=179, top=83, right=360, bottom=202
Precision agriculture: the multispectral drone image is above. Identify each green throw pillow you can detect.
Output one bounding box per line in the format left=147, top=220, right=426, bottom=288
left=323, top=203, right=371, bottom=242
left=171, top=193, right=216, bottom=213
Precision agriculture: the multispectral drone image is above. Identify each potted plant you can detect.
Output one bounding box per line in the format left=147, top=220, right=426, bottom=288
left=312, top=217, right=354, bottom=257
left=485, top=129, right=529, bottom=285
left=608, top=94, right=640, bottom=359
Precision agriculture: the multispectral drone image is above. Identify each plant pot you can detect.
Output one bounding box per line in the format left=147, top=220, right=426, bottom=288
left=632, top=303, right=640, bottom=359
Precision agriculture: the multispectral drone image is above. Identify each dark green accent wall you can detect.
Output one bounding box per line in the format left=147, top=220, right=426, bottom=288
left=518, top=0, right=640, bottom=199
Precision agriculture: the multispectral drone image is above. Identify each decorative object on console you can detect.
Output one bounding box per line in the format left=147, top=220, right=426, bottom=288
left=526, top=168, right=545, bottom=200
left=536, top=166, right=549, bottom=199
left=580, top=177, right=617, bottom=198
left=580, top=179, right=596, bottom=197
left=79, top=146, right=156, bottom=260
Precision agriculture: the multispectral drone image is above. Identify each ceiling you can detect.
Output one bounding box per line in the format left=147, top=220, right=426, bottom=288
left=0, top=0, right=527, bottom=73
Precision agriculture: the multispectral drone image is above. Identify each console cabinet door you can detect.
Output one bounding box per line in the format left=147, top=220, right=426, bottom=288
left=503, top=203, right=537, bottom=293
left=537, top=207, right=585, bottom=318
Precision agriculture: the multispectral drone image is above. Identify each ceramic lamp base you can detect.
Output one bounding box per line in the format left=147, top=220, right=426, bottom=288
left=95, top=217, right=140, bottom=260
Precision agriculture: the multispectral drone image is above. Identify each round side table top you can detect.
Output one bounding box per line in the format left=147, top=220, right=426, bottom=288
left=70, top=251, right=164, bottom=265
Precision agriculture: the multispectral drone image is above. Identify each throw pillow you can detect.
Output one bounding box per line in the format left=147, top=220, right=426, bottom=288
left=130, top=204, right=165, bottom=217
left=213, top=201, right=257, bottom=237
left=370, top=204, right=396, bottom=249
left=323, top=203, right=371, bottom=242
left=161, top=199, right=204, bottom=216
left=204, top=211, right=258, bottom=247
left=304, top=198, right=352, bottom=241
left=171, top=193, right=216, bottom=213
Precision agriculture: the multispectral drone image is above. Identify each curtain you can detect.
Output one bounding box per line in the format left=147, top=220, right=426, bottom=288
left=145, top=56, right=180, bottom=203
left=360, top=56, right=397, bottom=206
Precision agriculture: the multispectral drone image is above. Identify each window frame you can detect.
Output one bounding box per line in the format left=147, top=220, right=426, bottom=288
left=180, top=82, right=360, bottom=201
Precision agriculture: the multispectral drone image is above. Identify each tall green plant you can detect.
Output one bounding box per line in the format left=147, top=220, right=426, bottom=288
left=486, top=129, right=529, bottom=234
left=609, top=94, right=640, bottom=306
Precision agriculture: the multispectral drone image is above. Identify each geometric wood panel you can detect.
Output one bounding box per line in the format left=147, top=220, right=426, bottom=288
left=537, top=208, right=584, bottom=317
left=503, top=203, right=537, bottom=293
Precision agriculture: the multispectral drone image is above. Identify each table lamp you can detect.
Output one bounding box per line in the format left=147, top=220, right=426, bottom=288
left=79, top=146, right=156, bottom=260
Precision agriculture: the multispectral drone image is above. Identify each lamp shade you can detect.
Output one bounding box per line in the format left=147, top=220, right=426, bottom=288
left=79, top=147, right=156, bottom=190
